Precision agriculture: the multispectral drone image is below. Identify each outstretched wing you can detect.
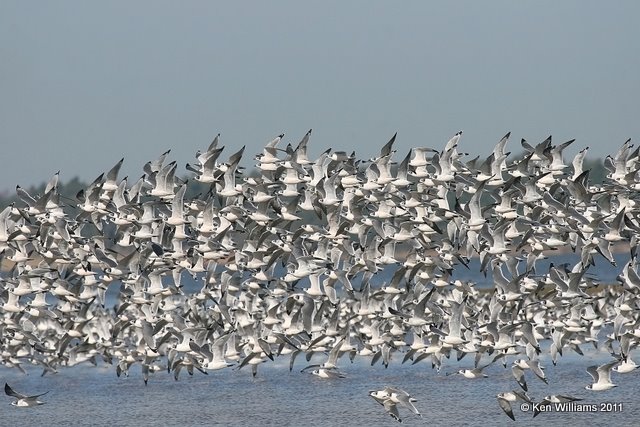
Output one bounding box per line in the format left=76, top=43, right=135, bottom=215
left=383, top=400, right=401, bottom=422
left=5, top=383, right=25, bottom=399
left=497, top=396, right=515, bottom=421
left=586, top=365, right=599, bottom=382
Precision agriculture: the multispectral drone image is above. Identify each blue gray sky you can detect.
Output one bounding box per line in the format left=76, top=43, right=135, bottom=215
left=1, top=1, right=638, bottom=191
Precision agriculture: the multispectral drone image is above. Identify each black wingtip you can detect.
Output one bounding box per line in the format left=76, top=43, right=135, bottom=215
left=5, top=383, right=14, bottom=396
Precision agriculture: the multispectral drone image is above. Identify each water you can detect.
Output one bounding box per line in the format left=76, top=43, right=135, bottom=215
left=2, top=254, right=638, bottom=426
left=1, top=348, right=637, bottom=426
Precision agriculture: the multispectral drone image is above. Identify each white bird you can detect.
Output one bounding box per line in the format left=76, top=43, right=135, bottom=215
left=370, top=390, right=402, bottom=422
left=310, top=367, right=345, bottom=379
left=452, top=366, right=489, bottom=379
left=585, top=361, right=617, bottom=391
left=369, top=386, right=421, bottom=422
left=613, top=355, right=639, bottom=373
left=5, top=383, right=48, bottom=407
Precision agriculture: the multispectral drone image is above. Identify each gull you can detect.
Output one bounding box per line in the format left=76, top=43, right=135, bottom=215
left=432, top=150, right=456, bottom=183
left=606, top=138, right=633, bottom=182
left=478, top=151, right=509, bottom=186
left=15, top=184, right=54, bottom=216
left=521, top=135, right=552, bottom=163
left=613, top=355, right=639, bottom=373
left=546, top=138, right=574, bottom=174
left=148, top=161, right=177, bottom=199
left=4, top=383, right=48, bottom=407
left=385, top=387, right=421, bottom=417
left=511, top=364, right=528, bottom=392
left=279, top=167, right=305, bottom=197
left=492, top=264, right=526, bottom=302
left=370, top=392, right=402, bottom=422
left=195, top=334, right=235, bottom=371
left=300, top=336, right=345, bottom=372
left=218, top=165, right=243, bottom=199
left=496, top=390, right=531, bottom=421
left=288, top=129, right=313, bottom=165
left=235, top=348, right=270, bottom=378
left=317, top=174, right=343, bottom=207
left=165, top=184, right=188, bottom=226
left=377, top=132, right=397, bottom=159
left=372, top=154, right=394, bottom=185
left=143, top=149, right=171, bottom=178
left=101, top=157, right=125, bottom=194
left=309, top=367, right=346, bottom=379
left=466, top=181, right=487, bottom=230
left=602, top=208, right=626, bottom=243
left=450, top=365, right=490, bottom=379
left=215, top=146, right=244, bottom=200
left=189, top=135, right=225, bottom=183
left=369, top=386, right=421, bottom=422
left=513, top=358, right=547, bottom=385
left=613, top=334, right=639, bottom=373
left=491, top=132, right=511, bottom=167
left=392, top=151, right=412, bottom=188
left=409, top=147, right=434, bottom=167
left=585, top=361, right=617, bottom=391
left=442, top=297, right=467, bottom=346
left=571, top=146, right=589, bottom=180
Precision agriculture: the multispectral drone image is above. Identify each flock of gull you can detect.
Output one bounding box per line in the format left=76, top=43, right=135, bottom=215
left=1, top=130, right=640, bottom=420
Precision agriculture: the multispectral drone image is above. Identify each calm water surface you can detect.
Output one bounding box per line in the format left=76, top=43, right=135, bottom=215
left=1, top=347, right=638, bottom=426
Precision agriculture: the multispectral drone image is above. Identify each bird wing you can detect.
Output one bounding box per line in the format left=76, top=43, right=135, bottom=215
left=529, top=360, right=547, bottom=383
left=383, top=400, right=401, bottom=422
left=5, top=383, right=26, bottom=399
left=586, top=365, right=599, bottom=382
left=511, top=365, right=528, bottom=392
left=597, top=361, right=617, bottom=383
left=497, top=397, right=515, bottom=421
